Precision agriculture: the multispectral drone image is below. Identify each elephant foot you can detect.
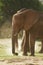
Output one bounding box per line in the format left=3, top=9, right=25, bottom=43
left=13, top=53, right=18, bottom=55
left=12, top=51, right=15, bottom=55
left=15, top=53, right=18, bottom=55
left=39, top=50, right=43, bottom=53
left=30, top=54, right=35, bottom=56
left=23, top=53, right=28, bottom=56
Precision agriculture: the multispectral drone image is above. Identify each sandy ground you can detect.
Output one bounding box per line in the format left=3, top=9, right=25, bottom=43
left=0, top=38, right=43, bottom=65
left=0, top=56, right=43, bottom=65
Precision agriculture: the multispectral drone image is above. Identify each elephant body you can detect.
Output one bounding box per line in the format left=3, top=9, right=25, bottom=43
left=12, top=9, right=39, bottom=34
left=23, top=14, right=43, bottom=54
left=29, top=14, right=43, bottom=55
left=12, top=8, right=43, bottom=56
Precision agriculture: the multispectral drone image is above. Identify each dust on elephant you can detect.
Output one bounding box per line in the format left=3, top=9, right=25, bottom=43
left=12, top=8, right=39, bottom=55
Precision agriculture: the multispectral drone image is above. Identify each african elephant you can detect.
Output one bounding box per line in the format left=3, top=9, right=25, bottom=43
left=12, top=8, right=40, bottom=56
left=16, top=9, right=43, bottom=54
left=29, top=14, right=43, bottom=56
left=12, top=8, right=29, bottom=55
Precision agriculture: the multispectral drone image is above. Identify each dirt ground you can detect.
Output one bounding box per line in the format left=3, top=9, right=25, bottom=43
left=0, top=38, right=43, bottom=65
left=0, top=56, right=43, bottom=65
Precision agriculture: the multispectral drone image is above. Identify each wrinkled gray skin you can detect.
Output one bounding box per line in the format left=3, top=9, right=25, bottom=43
left=12, top=8, right=42, bottom=56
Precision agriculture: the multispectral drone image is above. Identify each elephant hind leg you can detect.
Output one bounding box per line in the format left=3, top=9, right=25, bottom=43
left=23, top=30, right=29, bottom=56
left=30, top=34, right=35, bottom=56
left=21, top=31, right=26, bottom=51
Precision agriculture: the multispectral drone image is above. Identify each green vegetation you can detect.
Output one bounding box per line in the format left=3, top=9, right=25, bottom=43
left=0, top=0, right=43, bottom=38
left=0, top=0, right=43, bottom=59
left=0, top=0, right=43, bottom=27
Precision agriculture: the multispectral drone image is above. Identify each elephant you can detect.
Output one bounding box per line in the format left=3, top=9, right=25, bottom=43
left=12, top=8, right=41, bottom=56
left=17, top=8, right=30, bottom=53
left=19, top=10, right=43, bottom=54
left=22, top=13, right=43, bottom=56
left=22, top=14, right=43, bottom=54
left=12, top=8, right=29, bottom=55
left=29, top=14, right=43, bottom=56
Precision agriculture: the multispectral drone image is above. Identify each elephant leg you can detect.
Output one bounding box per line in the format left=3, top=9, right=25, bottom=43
left=23, top=30, right=29, bottom=56
left=21, top=31, right=26, bottom=51
left=22, top=33, right=30, bottom=52
left=12, top=32, right=15, bottom=54
left=30, top=33, right=35, bottom=56
left=15, top=35, right=18, bottom=55
left=39, top=40, right=43, bottom=53
left=12, top=31, right=18, bottom=55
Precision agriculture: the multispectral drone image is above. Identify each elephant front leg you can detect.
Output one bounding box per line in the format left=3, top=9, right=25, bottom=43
left=12, top=33, right=15, bottom=54
left=30, top=34, right=35, bottom=56
left=15, top=35, right=18, bottom=55
left=12, top=32, right=18, bottom=55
